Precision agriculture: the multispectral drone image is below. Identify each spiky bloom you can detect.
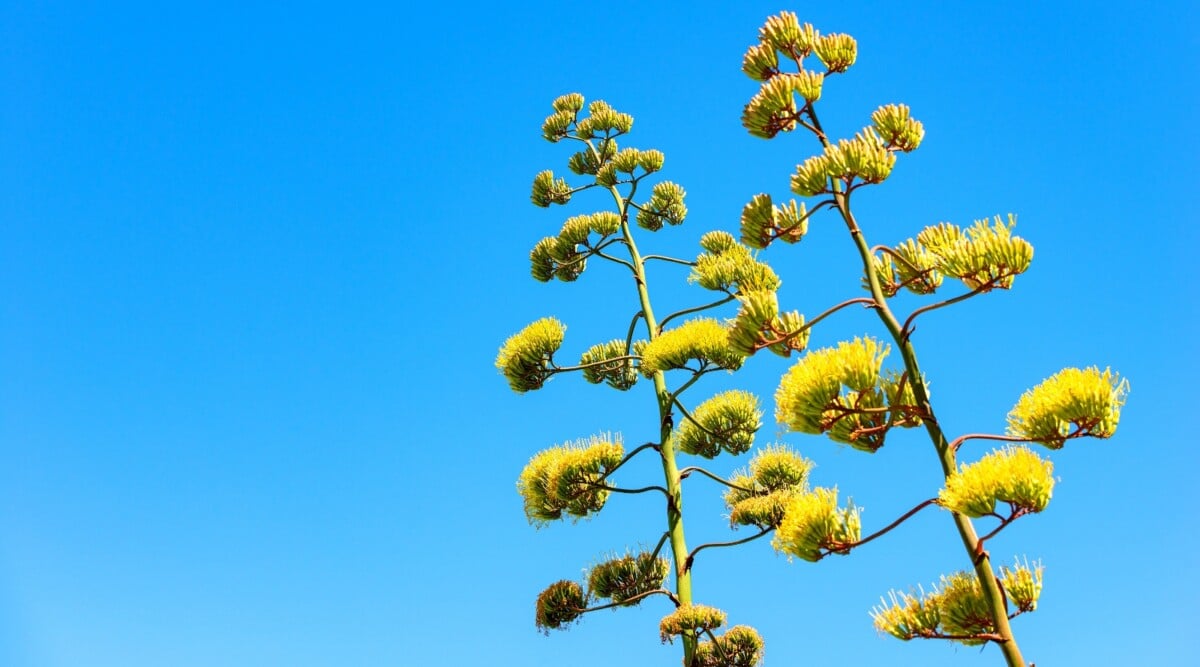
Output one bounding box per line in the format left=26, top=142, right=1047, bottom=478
left=922, top=215, right=1034, bottom=290
left=535, top=580, right=587, bottom=633
left=936, top=572, right=994, bottom=644
left=495, top=317, right=566, bottom=392
left=675, top=390, right=762, bottom=458
left=729, top=489, right=797, bottom=529
left=774, top=337, right=889, bottom=443
left=1000, top=558, right=1044, bottom=613
left=773, top=487, right=861, bottom=562
left=579, top=339, right=639, bottom=391
left=586, top=552, right=670, bottom=604
left=516, top=435, right=624, bottom=525
left=694, top=625, right=765, bottom=667
left=749, top=445, right=813, bottom=491
left=939, top=446, right=1055, bottom=517
left=870, top=587, right=942, bottom=641
left=659, top=604, right=727, bottom=643
left=1007, top=366, right=1129, bottom=448
left=639, top=318, right=745, bottom=375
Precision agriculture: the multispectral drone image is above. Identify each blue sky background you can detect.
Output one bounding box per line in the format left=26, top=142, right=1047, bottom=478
left=2, top=2, right=1197, bottom=665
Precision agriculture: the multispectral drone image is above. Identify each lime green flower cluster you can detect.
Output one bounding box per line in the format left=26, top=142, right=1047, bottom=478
left=586, top=552, right=670, bottom=605
left=871, top=215, right=1034, bottom=295
left=675, top=390, right=762, bottom=458
left=725, top=445, right=813, bottom=529
left=529, top=211, right=622, bottom=283
left=939, top=446, right=1055, bottom=518
left=727, top=289, right=809, bottom=358
left=740, top=11, right=855, bottom=139
left=871, top=561, right=1043, bottom=645
left=772, top=487, right=861, bottom=562
left=690, top=231, right=780, bottom=294
left=635, top=181, right=688, bottom=231
left=659, top=604, right=727, bottom=644
left=1007, top=366, right=1128, bottom=448
left=578, top=339, right=643, bottom=391
left=495, top=317, right=566, bottom=393
left=739, top=193, right=808, bottom=249
left=639, top=318, right=745, bottom=375
left=516, top=436, right=624, bottom=525
left=694, top=625, right=765, bottom=667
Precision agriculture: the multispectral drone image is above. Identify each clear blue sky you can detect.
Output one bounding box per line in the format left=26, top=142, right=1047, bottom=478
left=2, top=2, right=1196, bottom=665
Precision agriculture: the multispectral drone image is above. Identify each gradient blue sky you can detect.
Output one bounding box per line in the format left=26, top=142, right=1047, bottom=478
left=2, top=2, right=1197, bottom=666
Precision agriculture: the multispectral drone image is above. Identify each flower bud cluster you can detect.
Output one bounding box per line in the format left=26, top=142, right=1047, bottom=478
left=675, top=390, right=762, bottom=458
left=772, top=487, right=861, bottom=562
left=517, top=435, right=624, bottom=524
left=939, top=446, right=1055, bottom=517
left=740, top=193, right=808, bottom=250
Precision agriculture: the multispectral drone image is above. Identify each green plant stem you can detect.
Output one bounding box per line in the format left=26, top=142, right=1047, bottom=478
left=834, top=190, right=1027, bottom=667
left=597, top=148, right=696, bottom=665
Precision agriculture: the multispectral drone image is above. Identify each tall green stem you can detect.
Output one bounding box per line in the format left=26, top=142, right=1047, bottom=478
left=608, top=183, right=696, bottom=665
left=833, top=191, right=1027, bottom=667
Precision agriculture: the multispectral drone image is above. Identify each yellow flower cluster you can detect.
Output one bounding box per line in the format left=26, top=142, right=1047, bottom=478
left=725, top=445, right=813, bottom=528
left=871, top=104, right=924, bottom=153
left=640, top=318, right=745, bottom=375
left=529, top=211, right=622, bottom=283
left=575, top=99, right=634, bottom=139
left=772, top=487, right=861, bottom=562
left=1007, top=366, right=1128, bottom=448
left=586, top=551, right=669, bottom=605
left=690, top=231, right=780, bottom=294
left=516, top=435, right=624, bottom=525
left=871, top=215, right=1034, bottom=294
left=791, top=129, right=896, bottom=196
left=675, top=390, right=762, bottom=458
left=871, top=561, right=1043, bottom=645
left=579, top=339, right=639, bottom=391
left=739, top=193, right=808, bottom=250
left=1000, top=558, right=1044, bottom=613
left=727, top=290, right=809, bottom=358
left=775, top=337, right=894, bottom=450
left=939, top=446, right=1055, bottom=517
left=495, top=317, right=566, bottom=393
left=694, top=625, right=765, bottom=667
left=659, top=604, right=727, bottom=643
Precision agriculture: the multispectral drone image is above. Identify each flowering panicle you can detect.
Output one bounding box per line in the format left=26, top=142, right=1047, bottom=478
left=773, top=487, right=861, bottom=561
left=1007, top=366, right=1128, bottom=448
left=587, top=551, right=670, bottom=605
left=639, top=318, right=745, bottom=375
left=740, top=193, right=808, bottom=249
left=675, top=390, right=762, bottom=458
left=939, top=446, right=1055, bottom=518
left=775, top=337, right=907, bottom=451
left=690, top=232, right=780, bottom=294
left=636, top=181, right=688, bottom=230
left=694, top=625, right=765, bottom=667
left=496, top=317, right=566, bottom=393
left=535, top=580, right=587, bottom=633
left=659, top=604, right=727, bottom=643
left=516, top=435, right=624, bottom=525
left=578, top=339, right=640, bottom=390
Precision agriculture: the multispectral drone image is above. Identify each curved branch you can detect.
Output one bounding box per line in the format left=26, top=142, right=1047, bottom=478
left=642, top=254, right=696, bottom=267
left=667, top=365, right=716, bottom=404
left=597, top=442, right=662, bottom=484
left=686, top=527, right=773, bottom=570
left=624, top=310, right=645, bottom=354
left=820, top=498, right=939, bottom=557
left=754, top=297, right=875, bottom=351
left=593, top=249, right=637, bottom=272
left=551, top=355, right=642, bottom=374
left=580, top=588, right=677, bottom=615
left=658, top=294, right=737, bottom=332
left=588, top=482, right=670, bottom=498
left=678, top=466, right=755, bottom=493
left=900, top=281, right=997, bottom=337
left=949, top=433, right=1033, bottom=452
